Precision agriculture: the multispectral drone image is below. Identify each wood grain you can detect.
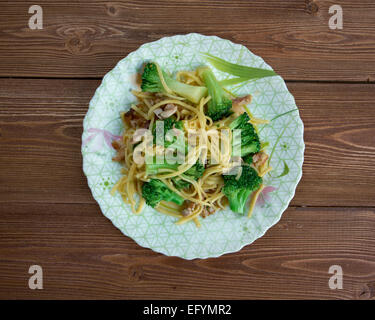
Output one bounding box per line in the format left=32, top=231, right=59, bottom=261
left=0, top=79, right=374, bottom=206
left=0, top=203, right=374, bottom=299
left=1, top=0, right=375, bottom=301
left=0, top=0, right=375, bottom=80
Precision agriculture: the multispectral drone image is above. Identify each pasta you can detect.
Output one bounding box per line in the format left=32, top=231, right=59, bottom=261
left=111, top=64, right=272, bottom=226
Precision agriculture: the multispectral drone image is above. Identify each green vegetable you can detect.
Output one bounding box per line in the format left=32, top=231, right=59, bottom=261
left=142, top=179, right=184, bottom=207
left=222, top=166, right=262, bottom=214
left=152, top=117, right=184, bottom=150
left=146, top=161, right=205, bottom=190
left=183, top=162, right=205, bottom=180
left=197, top=66, right=233, bottom=121
left=146, top=161, right=179, bottom=176
left=148, top=116, right=205, bottom=190
left=141, top=62, right=207, bottom=104
left=171, top=161, right=205, bottom=190
left=219, top=77, right=251, bottom=87
left=242, top=154, right=253, bottom=164
left=229, top=113, right=261, bottom=157
left=171, top=179, right=191, bottom=190
left=202, top=53, right=277, bottom=80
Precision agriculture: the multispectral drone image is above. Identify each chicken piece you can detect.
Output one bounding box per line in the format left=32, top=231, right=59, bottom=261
left=252, top=151, right=269, bottom=169
left=153, top=108, right=163, bottom=118
left=181, top=201, right=197, bottom=217
left=232, top=94, right=252, bottom=115
left=200, top=206, right=216, bottom=218
left=123, top=108, right=150, bottom=128
left=153, top=104, right=178, bottom=119
left=129, top=73, right=142, bottom=90
left=111, top=139, right=125, bottom=162
left=130, top=128, right=150, bottom=144
left=160, top=104, right=177, bottom=118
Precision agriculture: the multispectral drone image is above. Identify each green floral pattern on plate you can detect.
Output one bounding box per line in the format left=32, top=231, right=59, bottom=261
left=82, top=33, right=304, bottom=259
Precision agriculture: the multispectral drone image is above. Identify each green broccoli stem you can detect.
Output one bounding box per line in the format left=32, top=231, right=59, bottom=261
left=141, top=63, right=207, bottom=104
left=197, top=66, right=233, bottom=121
left=228, top=114, right=245, bottom=130
left=146, top=162, right=179, bottom=176
left=163, top=72, right=207, bottom=104
left=222, top=166, right=262, bottom=214
left=167, top=192, right=185, bottom=206
left=198, top=67, right=224, bottom=104
left=232, top=140, right=260, bottom=157
left=228, top=189, right=253, bottom=214
left=240, top=143, right=260, bottom=157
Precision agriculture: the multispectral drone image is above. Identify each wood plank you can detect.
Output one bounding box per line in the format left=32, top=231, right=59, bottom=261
left=0, top=0, right=375, bottom=80
left=1, top=79, right=374, bottom=206
left=290, top=82, right=375, bottom=206
left=0, top=79, right=96, bottom=204
left=0, top=203, right=374, bottom=299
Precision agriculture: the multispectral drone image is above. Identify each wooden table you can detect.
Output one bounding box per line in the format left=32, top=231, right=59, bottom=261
left=0, top=0, right=374, bottom=300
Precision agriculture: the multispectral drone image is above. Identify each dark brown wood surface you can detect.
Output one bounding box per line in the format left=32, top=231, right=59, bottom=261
left=0, top=0, right=374, bottom=300
left=0, top=0, right=375, bottom=81
left=1, top=204, right=374, bottom=299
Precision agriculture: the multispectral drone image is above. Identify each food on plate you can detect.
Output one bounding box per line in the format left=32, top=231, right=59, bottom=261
left=111, top=58, right=274, bottom=227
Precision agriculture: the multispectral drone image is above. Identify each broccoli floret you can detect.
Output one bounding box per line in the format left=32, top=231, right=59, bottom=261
left=151, top=117, right=187, bottom=160
left=141, top=63, right=207, bottom=104
left=152, top=117, right=184, bottom=148
left=229, top=113, right=261, bottom=157
left=229, top=111, right=249, bottom=129
left=172, top=162, right=205, bottom=190
left=142, top=179, right=184, bottom=207
left=184, top=162, right=205, bottom=180
left=146, top=161, right=205, bottom=190
left=197, top=66, right=233, bottom=121
left=172, top=179, right=191, bottom=190
left=242, top=154, right=253, bottom=164
left=146, top=161, right=179, bottom=176
left=222, top=166, right=262, bottom=214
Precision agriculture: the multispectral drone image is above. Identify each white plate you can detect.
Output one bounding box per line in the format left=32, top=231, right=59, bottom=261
left=82, top=33, right=304, bottom=259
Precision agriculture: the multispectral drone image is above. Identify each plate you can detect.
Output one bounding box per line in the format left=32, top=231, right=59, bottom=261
left=82, top=33, right=304, bottom=259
